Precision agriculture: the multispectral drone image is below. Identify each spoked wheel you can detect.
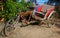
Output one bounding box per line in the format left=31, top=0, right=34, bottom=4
left=5, top=26, right=15, bottom=36
left=46, top=11, right=56, bottom=28
left=5, top=15, right=19, bottom=36
left=4, top=19, right=15, bottom=36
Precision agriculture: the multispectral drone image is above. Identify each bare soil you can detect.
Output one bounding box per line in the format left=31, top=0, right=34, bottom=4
left=0, top=22, right=60, bottom=38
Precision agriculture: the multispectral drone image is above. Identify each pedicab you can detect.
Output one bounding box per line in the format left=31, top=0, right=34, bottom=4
left=32, top=4, right=56, bottom=27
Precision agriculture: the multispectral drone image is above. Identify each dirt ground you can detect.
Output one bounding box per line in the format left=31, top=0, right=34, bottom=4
left=0, top=22, right=60, bottom=38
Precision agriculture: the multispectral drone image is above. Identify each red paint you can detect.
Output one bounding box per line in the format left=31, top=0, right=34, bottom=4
left=38, top=5, right=43, bottom=12
left=46, top=7, right=55, bottom=17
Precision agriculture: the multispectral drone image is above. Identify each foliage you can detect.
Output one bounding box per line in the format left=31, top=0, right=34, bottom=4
left=55, top=3, right=60, bottom=18
left=18, top=0, right=33, bottom=11
left=0, top=0, right=33, bottom=22
left=4, top=0, right=20, bottom=21
left=0, top=11, right=2, bottom=18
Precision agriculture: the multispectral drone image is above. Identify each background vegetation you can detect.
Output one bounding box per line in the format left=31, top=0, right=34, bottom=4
left=0, top=0, right=33, bottom=22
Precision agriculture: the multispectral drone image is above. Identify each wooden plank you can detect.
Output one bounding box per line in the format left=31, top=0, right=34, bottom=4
left=0, top=5, right=4, bottom=11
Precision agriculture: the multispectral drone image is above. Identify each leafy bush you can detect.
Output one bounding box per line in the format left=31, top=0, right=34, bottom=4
left=0, top=0, right=33, bottom=22
left=0, top=11, right=2, bottom=18
left=4, top=0, right=20, bottom=21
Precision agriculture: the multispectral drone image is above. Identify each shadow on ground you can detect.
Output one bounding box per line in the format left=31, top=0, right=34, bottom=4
left=55, top=24, right=60, bottom=28
left=56, top=31, right=60, bottom=35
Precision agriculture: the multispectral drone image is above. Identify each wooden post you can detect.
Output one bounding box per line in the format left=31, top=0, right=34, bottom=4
left=0, top=0, right=4, bottom=11
left=2, top=5, right=3, bottom=11
left=0, top=1, right=4, bottom=22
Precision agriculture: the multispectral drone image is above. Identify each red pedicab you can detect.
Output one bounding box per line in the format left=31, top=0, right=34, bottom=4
left=32, top=4, right=56, bottom=27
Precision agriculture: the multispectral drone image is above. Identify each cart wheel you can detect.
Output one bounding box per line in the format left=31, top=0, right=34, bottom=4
left=5, top=19, right=15, bottom=36
left=47, top=11, right=56, bottom=28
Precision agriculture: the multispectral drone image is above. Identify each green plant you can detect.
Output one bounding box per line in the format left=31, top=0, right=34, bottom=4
left=0, top=11, right=2, bottom=18
left=4, top=0, right=20, bottom=21
left=4, top=0, right=33, bottom=20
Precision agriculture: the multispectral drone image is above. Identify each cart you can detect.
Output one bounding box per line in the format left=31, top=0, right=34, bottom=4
left=32, top=4, right=56, bottom=27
